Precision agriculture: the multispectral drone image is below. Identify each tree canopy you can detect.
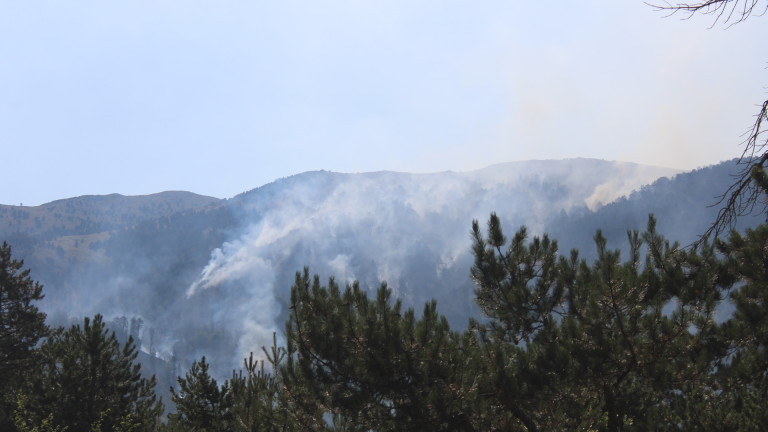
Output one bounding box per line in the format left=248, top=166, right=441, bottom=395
left=0, top=242, right=48, bottom=429
left=168, top=356, right=232, bottom=431
left=4, top=210, right=765, bottom=431
left=158, top=213, right=763, bottom=431
left=24, top=314, right=163, bottom=432
left=251, top=216, right=767, bottom=431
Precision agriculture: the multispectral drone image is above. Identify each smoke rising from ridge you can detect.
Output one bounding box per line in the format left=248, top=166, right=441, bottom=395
left=183, top=160, right=678, bottom=372
left=18, top=159, right=768, bottom=385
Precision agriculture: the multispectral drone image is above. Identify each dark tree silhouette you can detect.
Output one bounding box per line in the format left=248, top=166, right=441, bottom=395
left=0, top=242, right=48, bottom=429
left=27, top=315, right=162, bottom=431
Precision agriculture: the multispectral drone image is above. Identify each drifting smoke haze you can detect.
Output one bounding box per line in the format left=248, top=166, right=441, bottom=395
left=11, top=158, right=767, bottom=380
left=175, top=159, right=678, bottom=374
left=1, top=2, right=764, bottom=208
left=22, top=158, right=768, bottom=380
left=1, top=0, right=765, bottom=396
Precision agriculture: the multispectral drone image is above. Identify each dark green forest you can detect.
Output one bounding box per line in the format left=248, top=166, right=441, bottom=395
left=2, top=202, right=768, bottom=431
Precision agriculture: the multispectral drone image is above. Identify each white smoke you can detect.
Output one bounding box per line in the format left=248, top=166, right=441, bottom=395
left=185, top=159, right=678, bottom=368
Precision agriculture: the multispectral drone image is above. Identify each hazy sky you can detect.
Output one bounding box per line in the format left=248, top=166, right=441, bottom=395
left=1, top=1, right=764, bottom=205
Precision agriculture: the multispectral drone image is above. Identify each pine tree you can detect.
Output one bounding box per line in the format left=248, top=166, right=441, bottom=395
left=228, top=336, right=297, bottom=431
left=160, top=216, right=768, bottom=431
left=701, top=222, right=768, bottom=430
left=0, top=242, right=48, bottom=429
left=26, top=314, right=162, bottom=432
left=469, top=214, right=730, bottom=431
left=282, top=269, right=480, bottom=431
left=168, top=356, right=233, bottom=431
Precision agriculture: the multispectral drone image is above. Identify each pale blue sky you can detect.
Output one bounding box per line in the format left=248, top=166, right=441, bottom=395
left=1, top=1, right=764, bottom=205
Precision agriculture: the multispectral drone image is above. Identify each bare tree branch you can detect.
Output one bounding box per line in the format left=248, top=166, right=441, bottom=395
left=648, top=0, right=766, bottom=26
left=703, top=99, right=768, bottom=240
left=648, top=0, right=768, bottom=242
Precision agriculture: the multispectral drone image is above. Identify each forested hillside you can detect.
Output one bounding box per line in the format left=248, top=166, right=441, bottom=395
left=2, top=158, right=767, bottom=431
left=0, top=192, right=223, bottom=303
left=549, top=160, right=766, bottom=256
left=1, top=159, right=682, bottom=375
left=2, top=173, right=767, bottom=430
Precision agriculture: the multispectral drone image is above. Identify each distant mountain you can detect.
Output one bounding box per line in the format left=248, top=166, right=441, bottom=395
left=0, top=192, right=223, bottom=303
left=0, top=191, right=221, bottom=238
left=5, top=158, right=759, bottom=378
left=0, top=159, right=678, bottom=374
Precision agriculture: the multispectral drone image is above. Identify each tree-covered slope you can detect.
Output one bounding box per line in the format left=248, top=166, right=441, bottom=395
left=4, top=158, right=721, bottom=375
left=548, top=160, right=765, bottom=257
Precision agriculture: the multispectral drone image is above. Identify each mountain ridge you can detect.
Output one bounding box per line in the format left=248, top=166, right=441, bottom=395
left=5, top=158, right=735, bottom=378
left=0, top=190, right=221, bottom=239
